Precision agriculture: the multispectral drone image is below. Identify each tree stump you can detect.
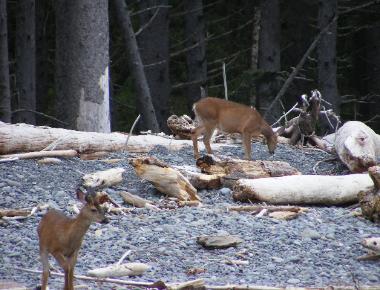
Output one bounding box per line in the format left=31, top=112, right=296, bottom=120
left=358, top=166, right=380, bottom=222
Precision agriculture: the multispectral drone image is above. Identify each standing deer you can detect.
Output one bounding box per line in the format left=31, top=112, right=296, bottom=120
left=37, top=187, right=113, bottom=290
left=192, top=97, right=277, bottom=160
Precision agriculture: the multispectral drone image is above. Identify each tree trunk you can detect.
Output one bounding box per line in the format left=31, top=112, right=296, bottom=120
left=112, top=0, right=160, bottom=133
left=257, top=0, right=281, bottom=123
left=250, top=5, right=261, bottom=106
left=317, top=0, right=339, bottom=113
left=35, top=0, right=52, bottom=125
left=15, top=0, right=36, bottom=125
left=137, top=0, right=171, bottom=133
left=0, top=0, right=11, bottom=123
left=55, top=0, right=111, bottom=132
left=184, top=0, right=207, bottom=110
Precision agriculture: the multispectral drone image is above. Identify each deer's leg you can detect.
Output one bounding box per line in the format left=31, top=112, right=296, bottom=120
left=39, top=250, right=50, bottom=290
left=51, top=252, right=71, bottom=290
left=242, top=132, right=252, bottom=160
left=191, top=125, right=205, bottom=159
left=203, top=126, right=215, bottom=155
left=65, top=253, right=78, bottom=290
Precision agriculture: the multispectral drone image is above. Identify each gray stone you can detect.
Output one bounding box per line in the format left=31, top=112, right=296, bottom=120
left=197, top=235, right=243, bottom=249
left=301, top=228, right=321, bottom=240
left=287, top=278, right=301, bottom=284
left=219, top=187, right=231, bottom=195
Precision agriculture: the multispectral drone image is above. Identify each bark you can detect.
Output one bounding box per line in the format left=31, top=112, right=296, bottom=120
left=196, top=154, right=300, bottom=188
left=15, top=0, right=36, bottom=124
left=335, top=121, right=380, bottom=173
left=113, top=0, right=160, bottom=133
left=55, top=0, right=110, bottom=132
left=250, top=6, right=261, bottom=72
left=137, top=0, right=171, bottom=132
left=317, top=0, right=339, bottom=114
left=0, top=0, right=11, bottom=123
left=184, top=0, right=207, bottom=110
left=257, top=0, right=281, bottom=123
left=130, top=156, right=201, bottom=201
left=35, top=0, right=52, bottom=125
left=0, top=122, right=201, bottom=155
left=233, top=174, right=374, bottom=205
left=358, top=166, right=380, bottom=223
left=167, top=114, right=194, bottom=139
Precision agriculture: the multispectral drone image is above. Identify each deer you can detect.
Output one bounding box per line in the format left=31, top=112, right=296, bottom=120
left=191, top=97, right=278, bottom=160
left=37, top=187, right=116, bottom=290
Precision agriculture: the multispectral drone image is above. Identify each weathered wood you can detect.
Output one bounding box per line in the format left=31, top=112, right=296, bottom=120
left=1, top=149, right=77, bottom=160
left=119, top=191, right=158, bottom=210
left=167, top=114, right=194, bottom=139
left=130, top=156, right=200, bottom=201
left=196, top=154, right=300, bottom=188
left=177, top=168, right=222, bottom=190
left=82, top=168, right=125, bottom=189
left=358, top=166, right=380, bottom=222
left=228, top=205, right=307, bottom=213
left=87, top=262, right=149, bottom=278
left=233, top=174, right=374, bottom=205
left=335, top=121, right=380, bottom=173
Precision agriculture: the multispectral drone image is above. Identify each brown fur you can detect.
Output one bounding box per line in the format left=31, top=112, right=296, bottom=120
left=191, top=97, right=277, bottom=160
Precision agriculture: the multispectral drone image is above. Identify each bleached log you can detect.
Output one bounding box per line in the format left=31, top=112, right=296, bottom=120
left=1, top=149, right=77, bottom=160
left=87, top=262, right=149, bottom=278
left=177, top=169, right=222, bottom=190
left=130, top=157, right=200, bottom=201
left=119, top=191, right=159, bottom=210
left=335, top=121, right=380, bottom=173
left=82, top=168, right=125, bottom=188
left=233, top=174, right=374, bottom=205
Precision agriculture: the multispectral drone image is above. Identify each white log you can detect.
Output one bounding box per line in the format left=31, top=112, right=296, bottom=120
left=335, top=121, right=380, bottom=173
left=1, top=149, right=77, bottom=160
left=82, top=168, right=125, bottom=188
left=0, top=122, right=234, bottom=154
left=233, top=174, right=374, bottom=205
left=87, top=262, right=149, bottom=278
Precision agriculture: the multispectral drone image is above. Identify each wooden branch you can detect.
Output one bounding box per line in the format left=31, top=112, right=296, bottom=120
left=233, top=174, right=374, bottom=205
left=1, top=149, right=77, bottom=160
left=130, top=156, right=201, bottom=201
left=82, top=168, right=125, bottom=188
left=359, top=166, right=380, bottom=222
left=264, top=15, right=338, bottom=118
left=1, top=204, right=49, bottom=220
left=87, top=262, right=149, bottom=278
left=228, top=205, right=307, bottom=213
left=119, top=191, right=159, bottom=210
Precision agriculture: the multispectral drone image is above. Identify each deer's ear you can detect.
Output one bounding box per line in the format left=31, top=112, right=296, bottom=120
left=76, top=187, right=87, bottom=203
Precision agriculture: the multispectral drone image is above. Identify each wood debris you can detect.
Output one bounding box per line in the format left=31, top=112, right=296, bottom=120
left=197, top=235, right=243, bottom=249
left=82, top=167, right=125, bottom=188
left=359, top=166, right=380, bottom=222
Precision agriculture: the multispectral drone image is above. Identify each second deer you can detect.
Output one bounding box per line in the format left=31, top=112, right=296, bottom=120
left=192, top=97, right=278, bottom=160
left=37, top=187, right=115, bottom=290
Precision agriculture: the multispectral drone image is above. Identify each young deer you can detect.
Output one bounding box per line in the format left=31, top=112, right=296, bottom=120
left=37, top=188, right=113, bottom=290
left=192, top=97, right=277, bottom=160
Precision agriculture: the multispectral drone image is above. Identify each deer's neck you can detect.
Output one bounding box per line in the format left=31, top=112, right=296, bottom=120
left=66, top=213, right=92, bottom=252
left=261, top=121, right=274, bottom=140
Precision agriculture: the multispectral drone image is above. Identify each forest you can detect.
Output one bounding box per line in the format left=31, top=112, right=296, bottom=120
left=1, top=0, right=380, bottom=134
left=2, top=1, right=380, bottom=289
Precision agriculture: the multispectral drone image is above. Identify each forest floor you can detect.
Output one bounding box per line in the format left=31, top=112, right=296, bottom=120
left=0, top=138, right=379, bottom=289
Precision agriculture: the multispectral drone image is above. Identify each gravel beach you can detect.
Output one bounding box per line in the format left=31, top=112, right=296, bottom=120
left=0, top=141, right=379, bottom=289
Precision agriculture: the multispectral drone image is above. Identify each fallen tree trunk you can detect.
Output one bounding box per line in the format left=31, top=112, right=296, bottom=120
left=82, top=168, right=125, bottom=188
left=196, top=154, right=300, bottom=188
left=335, top=121, right=380, bottom=173
left=0, top=122, right=196, bottom=155
left=233, top=174, right=374, bottom=205
left=130, top=157, right=200, bottom=201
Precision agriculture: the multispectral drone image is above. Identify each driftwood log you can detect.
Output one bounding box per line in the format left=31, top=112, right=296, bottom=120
left=233, top=174, right=374, bottom=205
left=335, top=121, right=380, bottom=173
left=358, top=166, right=380, bottom=222
left=196, top=154, right=300, bottom=188
left=87, top=262, right=149, bottom=278
left=167, top=114, right=195, bottom=139
left=130, top=157, right=200, bottom=201
left=82, top=168, right=125, bottom=188
left=0, top=122, right=199, bottom=155
left=118, top=191, right=159, bottom=210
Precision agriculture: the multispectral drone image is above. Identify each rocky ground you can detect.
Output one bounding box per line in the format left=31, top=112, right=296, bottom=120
left=0, top=139, right=379, bottom=289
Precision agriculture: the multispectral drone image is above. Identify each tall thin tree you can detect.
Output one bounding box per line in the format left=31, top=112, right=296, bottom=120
left=257, top=0, right=281, bottom=123
left=15, top=0, right=36, bottom=124
left=137, top=0, right=170, bottom=132
left=317, top=0, right=339, bottom=113
left=113, top=0, right=160, bottom=132
left=0, top=0, right=11, bottom=123
left=55, top=0, right=111, bottom=132
left=184, top=0, right=207, bottom=110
